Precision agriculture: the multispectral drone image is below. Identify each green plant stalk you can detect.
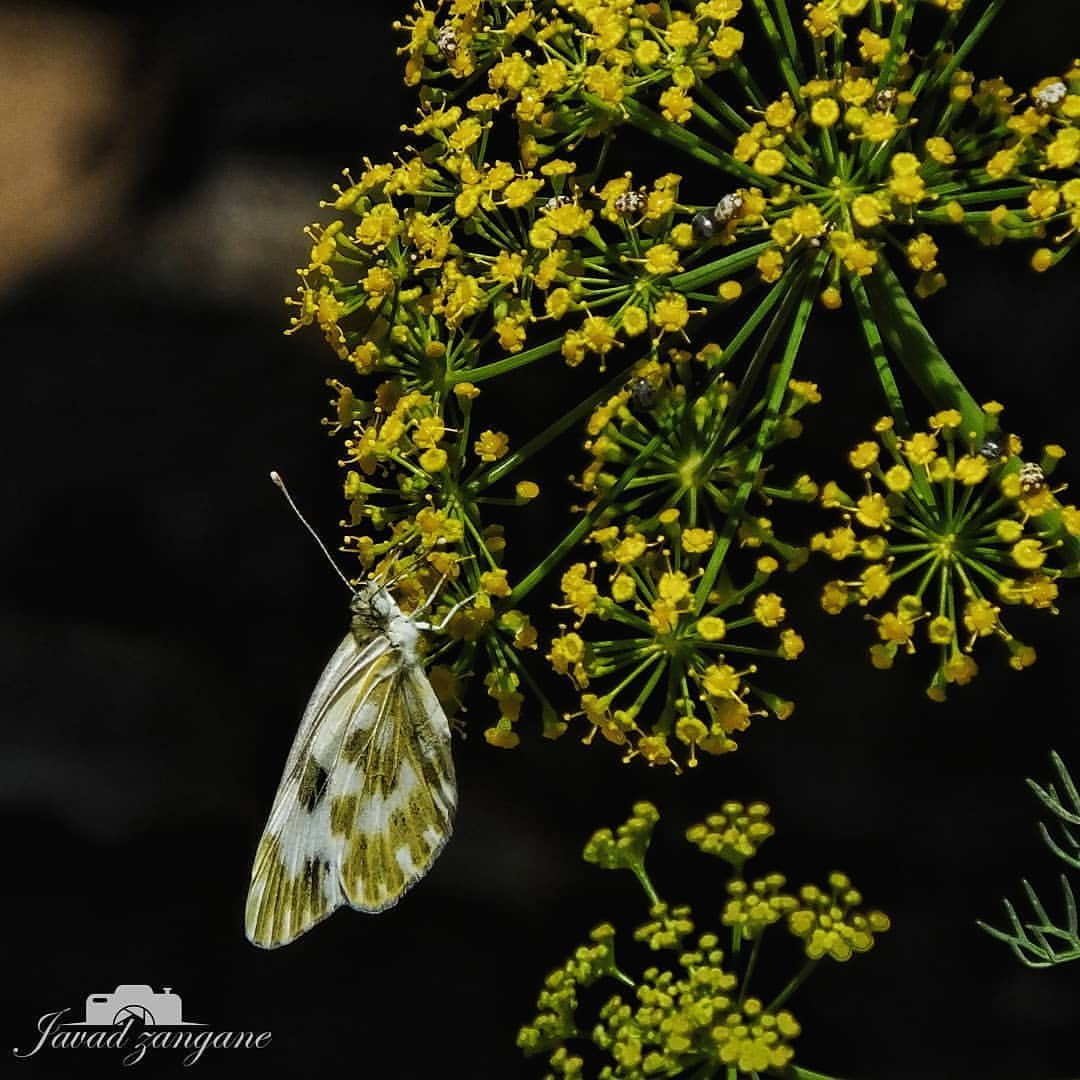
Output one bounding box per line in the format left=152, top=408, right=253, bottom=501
left=703, top=272, right=791, bottom=392
left=863, top=257, right=986, bottom=442
left=470, top=367, right=642, bottom=493
left=927, top=0, right=1007, bottom=96
left=879, top=0, right=916, bottom=89
left=618, top=96, right=766, bottom=187
left=449, top=335, right=564, bottom=384
left=748, top=0, right=803, bottom=100
left=718, top=264, right=805, bottom=438
left=847, top=272, right=937, bottom=512
left=508, top=434, right=665, bottom=604
left=632, top=864, right=661, bottom=907
left=694, top=252, right=825, bottom=608
left=670, top=241, right=773, bottom=292
left=765, top=957, right=819, bottom=1013
left=847, top=272, right=914, bottom=436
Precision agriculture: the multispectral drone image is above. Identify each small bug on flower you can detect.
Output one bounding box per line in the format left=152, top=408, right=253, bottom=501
left=691, top=211, right=717, bottom=241
left=873, top=87, right=898, bottom=113
left=613, top=189, right=646, bottom=217
left=808, top=220, right=836, bottom=249
left=435, top=25, right=458, bottom=58
left=628, top=377, right=658, bottom=411
left=542, top=194, right=574, bottom=212
left=978, top=438, right=1003, bottom=461
left=1019, top=461, right=1046, bottom=493
left=713, top=192, right=744, bottom=225
left=1034, top=80, right=1068, bottom=111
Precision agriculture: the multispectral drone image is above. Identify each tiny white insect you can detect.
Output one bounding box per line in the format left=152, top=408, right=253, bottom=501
left=1035, top=80, right=1068, bottom=110
left=245, top=473, right=463, bottom=949
left=542, top=194, right=574, bottom=212
left=712, top=192, right=744, bottom=225
left=435, top=24, right=458, bottom=58
left=873, top=87, right=898, bottom=113
left=613, top=188, right=646, bottom=216
left=1019, top=461, right=1046, bottom=494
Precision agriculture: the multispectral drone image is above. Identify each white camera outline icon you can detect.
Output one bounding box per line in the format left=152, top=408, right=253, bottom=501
left=83, top=985, right=184, bottom=1026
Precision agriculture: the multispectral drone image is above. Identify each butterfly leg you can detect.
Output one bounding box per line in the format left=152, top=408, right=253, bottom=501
left=416, top=593, right=478, bottom=633
left=412, top=566, right=453, bottom=618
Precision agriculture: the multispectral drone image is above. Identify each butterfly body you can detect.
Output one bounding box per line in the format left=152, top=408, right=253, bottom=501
left=245, top=581, right=456, bottom=949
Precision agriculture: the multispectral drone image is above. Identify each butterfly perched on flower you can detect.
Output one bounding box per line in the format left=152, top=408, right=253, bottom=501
left=245, top=475, right=460, bottom=949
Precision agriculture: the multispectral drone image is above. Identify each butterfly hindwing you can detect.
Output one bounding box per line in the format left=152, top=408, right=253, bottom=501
left=245, top=603, right=456, bottom=948
left=333, top=662, right=456, bottom=911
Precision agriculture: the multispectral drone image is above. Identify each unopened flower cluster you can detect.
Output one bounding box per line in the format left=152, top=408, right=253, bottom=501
left=518, top=801, right=890, bottom=1078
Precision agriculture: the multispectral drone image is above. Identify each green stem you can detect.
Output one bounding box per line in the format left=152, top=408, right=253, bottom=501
left=846, top=273, right=913, bottom=436
left=748, top=0, right=803, bottom=100
left=879, top=0, right=915, bottom=88
left=863, top=257, right=985, bottom=442
left=718, top=265, right=804, bottom=432
left=632, top=864, right=661, bottom=907
left=702, top=275, right=788, bottom=391
left=508, top=434, right=664, bottom=604
left=669, top=242, right=772, bottom=292
left=449, top=335, right=563, bottom=384
left=694, top=252, right=825, bottom=608
left=927, top=0, right=1007, bottom=96
left=737, top=933, right=764, bottom=1006
left=765, top=957, right=818, bottom=1013
left=470, top=365, right=637, bottom=493
left=618, top=96, right=767, bottom=187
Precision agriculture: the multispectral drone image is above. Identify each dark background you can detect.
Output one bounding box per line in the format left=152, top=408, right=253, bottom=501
left=3, top=2, right=1080, bottom=1077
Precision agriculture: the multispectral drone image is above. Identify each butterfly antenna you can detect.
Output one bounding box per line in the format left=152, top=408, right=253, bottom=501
left=269, top=470, right=356, bottom=595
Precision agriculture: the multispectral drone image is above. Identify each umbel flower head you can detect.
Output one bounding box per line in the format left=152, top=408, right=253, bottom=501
left=814, top=405, right=1080, bottom=699
left=518, top=801, right=890, bottom=1078
left=399, top=0, right=1064, bottom=302
left=547, top=355, right=820, bottom=770
left=282, top=0, right=1079, bottom=755
left=288, top=85, right=831, bottom=753
left=549, top=513, right=805, bottom=771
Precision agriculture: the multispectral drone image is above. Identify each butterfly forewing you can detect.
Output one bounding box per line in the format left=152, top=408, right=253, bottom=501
left=245, top=592, right=456, bottom=949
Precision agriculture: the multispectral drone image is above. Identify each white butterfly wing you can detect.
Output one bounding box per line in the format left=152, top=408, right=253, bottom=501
left=332, top=660, right=457, bottom=912
left=245, top=629, right=456, bottom=948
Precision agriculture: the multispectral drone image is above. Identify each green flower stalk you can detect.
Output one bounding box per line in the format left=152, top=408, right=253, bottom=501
left=518, top=801, right=890, bottom=1078
left=281, top=0, right=1080, bottom=763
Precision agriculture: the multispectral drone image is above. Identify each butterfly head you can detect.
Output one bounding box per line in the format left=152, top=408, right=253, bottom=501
left=350, top=581, right=420, bottom=656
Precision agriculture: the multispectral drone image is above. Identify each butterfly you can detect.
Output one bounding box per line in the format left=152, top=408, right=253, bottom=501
left=245, top=475, right=460, bottom=949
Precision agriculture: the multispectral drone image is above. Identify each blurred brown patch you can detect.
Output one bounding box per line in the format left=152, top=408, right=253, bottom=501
left=0, top=5, right=140, bottom=296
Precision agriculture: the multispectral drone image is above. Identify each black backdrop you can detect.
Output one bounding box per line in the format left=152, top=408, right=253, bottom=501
left=3, top=2, right=1080, bottom=1077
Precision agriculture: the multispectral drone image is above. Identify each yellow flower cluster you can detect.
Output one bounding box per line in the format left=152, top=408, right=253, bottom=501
left=814, top=406, right=1080, bottom=699
left=686, top=801, right=775, bottom=866
left=577, top=361, right=819, bottom=563
left=583, top=801, right=660, bottom=872
left=394, top=0, right=1058, bottom=308
left=788, top=873, right=892, bottom=962
left=520, top=802, right=889, bottom=1078
left=288, top=0, right=1079, bottom=753
left=397, top=0, right=750, bottom=164
left=548, top=515, right=803, bottom=770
